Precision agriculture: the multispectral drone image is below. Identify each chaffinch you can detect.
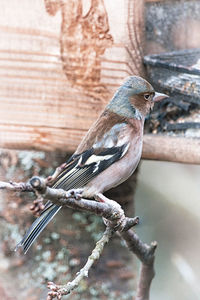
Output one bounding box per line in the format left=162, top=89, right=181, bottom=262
left=16, top=76, right=168, bottom=253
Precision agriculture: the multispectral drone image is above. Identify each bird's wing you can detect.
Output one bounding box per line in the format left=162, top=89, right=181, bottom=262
left=16, top=121, right=131, bottom=253
left=41, top=122, right=129, bottom=214
left=42, top=122, right=129, bottom=214
left=49, top=122, right=128, bottom=189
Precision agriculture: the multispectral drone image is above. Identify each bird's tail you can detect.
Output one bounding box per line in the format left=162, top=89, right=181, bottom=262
left=15, top=204, right=61, bottom=254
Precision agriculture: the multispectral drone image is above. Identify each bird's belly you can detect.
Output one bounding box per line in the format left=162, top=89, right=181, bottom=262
left=82, top=138, right=143, bottom=198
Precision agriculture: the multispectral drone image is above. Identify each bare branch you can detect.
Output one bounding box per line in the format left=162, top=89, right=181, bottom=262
left=120, top=230, right=157, bottom=264
left=1, top=176, right=156, bottom=300
left=47, top=226, right=115, bottom=300
left=29, top=177, right=139, bottom=227
left=136, top=261, right=156, bottom=300
left=0, top=180, right=32, bottom=192
left=120, top=230, right=157, bottom=300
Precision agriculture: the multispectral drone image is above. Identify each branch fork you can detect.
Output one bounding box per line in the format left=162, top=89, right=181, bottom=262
left=0, top=175, right=157, bottom=300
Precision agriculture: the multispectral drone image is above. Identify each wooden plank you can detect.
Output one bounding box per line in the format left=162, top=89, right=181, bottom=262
left=0, top=1, right=199, bottom=164
left=0, top=124, right=84, bottom=152
left=0, top=0, right=145, bottom=153
left=146, top=0, right=167, bottom=2
left=143, top=134, right=200, bottom=164
left=1, top=124, right=200, bottom=164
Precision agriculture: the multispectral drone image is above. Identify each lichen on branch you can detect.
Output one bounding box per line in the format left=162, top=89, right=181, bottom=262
left=0, top=176, right=157, bottom=300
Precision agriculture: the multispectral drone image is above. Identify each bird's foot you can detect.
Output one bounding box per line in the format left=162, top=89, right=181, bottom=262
left=95, top=193, right=128, bottom=231
left=95, top=193, right=122, bottom=210
left=29, top=196, right=45, bottom=216
left=46, top=163, right=68, bottom=186
left=95, top=193, right=138, bottom=232
left=66, top=188, right=83, bottom=200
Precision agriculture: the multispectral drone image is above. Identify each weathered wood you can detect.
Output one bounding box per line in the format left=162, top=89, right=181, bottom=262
left=0, top=0, right=145, bottom=154
left=146, top=0, right=166, bottom=2
left=0, top=3, right=145, bottom=300
left=0, top=124, right=83, bottom=152
left=2, top=127, right=200, bottom=164
left=143, top=134, right=200, bottom=164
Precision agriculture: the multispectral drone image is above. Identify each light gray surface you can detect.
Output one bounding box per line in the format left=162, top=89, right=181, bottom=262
left=136, top=160, right=200, bottom=300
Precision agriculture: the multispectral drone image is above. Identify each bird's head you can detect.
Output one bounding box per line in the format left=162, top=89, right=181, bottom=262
left=107, top=76, right=168, bottom=119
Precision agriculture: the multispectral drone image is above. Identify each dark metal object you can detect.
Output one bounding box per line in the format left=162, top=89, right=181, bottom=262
left=144, top=49, right=200, bottom=75
left=163, top=97, right=191, bottom=111
left=164, top=122, right=200, bottom=132
left=143, top=49, right=200, bottom=135
left=144, top=49, right=200, bottom=104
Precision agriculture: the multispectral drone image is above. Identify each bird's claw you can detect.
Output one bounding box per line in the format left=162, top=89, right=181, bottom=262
left=46, top=163, right=68, bottom=186
left=30, top=197, right=45, bottom=216
left=68, top=189, right=83, bottom=200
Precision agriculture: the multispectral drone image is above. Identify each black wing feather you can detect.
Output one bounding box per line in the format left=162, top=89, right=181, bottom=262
left=16, top=142, right=129, bottom=253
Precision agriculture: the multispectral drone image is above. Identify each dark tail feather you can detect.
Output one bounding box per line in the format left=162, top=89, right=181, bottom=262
left=15, top=204, right=61, bottom=254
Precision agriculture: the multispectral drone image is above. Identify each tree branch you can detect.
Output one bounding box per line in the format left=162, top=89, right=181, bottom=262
left=0, top=176, right=156, bottom=300
left=120, top=230, right=157, bottom=300
left=0, top=180, right=32, bottom=192
left=29, top=177, right=139, bottom=229
left=47, top=226, right=115, bottom=300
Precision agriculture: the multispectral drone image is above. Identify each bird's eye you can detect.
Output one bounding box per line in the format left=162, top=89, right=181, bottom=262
left=144, top=94, right=150, bottom=100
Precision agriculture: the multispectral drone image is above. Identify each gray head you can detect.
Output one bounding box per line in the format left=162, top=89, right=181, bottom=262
left=106, top=76, right=168, bottom=119
left=121, top=76, right=154, bottom=94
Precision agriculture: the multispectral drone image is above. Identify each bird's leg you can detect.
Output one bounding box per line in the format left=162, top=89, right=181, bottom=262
left=29, top=188, right=83, bottom=216
left=94, top=193, right=122, bottom=210
left=30, top=193, right=45, bottom=216
left=94, top=193, right=128, bottom=231
left=46, top=163, right=68, bottom=186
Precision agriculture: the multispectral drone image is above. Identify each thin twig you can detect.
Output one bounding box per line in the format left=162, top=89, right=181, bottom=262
left=47, top=226, right=115, bottom=299
left=1, top=176, right=156, bottom=300
left=0, top=177, right=139, bottom=228
left=0, top=180, right=32, bottom=191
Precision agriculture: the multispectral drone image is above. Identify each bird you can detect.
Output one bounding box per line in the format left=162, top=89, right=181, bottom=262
left=15, top=76, right=168, bottom=254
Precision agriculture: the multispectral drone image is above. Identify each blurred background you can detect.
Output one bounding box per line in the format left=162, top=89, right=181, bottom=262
left=136, top=161, right=200, bottom=300
left=0, top=0, right=200, bottom=299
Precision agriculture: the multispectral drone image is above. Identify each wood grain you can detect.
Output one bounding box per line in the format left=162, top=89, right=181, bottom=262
left=146, top=0, right=166, bottom=2
left=0, top=0, right=145, bottom=152
left=1, top=124, right=200, bottom=164
left=143, top=134, right=200, bottom=164
left=0, top=1, right=200, bottom=164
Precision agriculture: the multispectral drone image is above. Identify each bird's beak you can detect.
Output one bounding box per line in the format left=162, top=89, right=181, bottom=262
left=153, top=92, right=169, bottom=102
